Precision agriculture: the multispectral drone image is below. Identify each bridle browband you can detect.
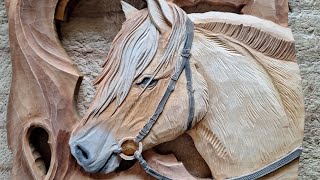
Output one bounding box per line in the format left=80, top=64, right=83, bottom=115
left=114, top=17, right=302, bottom=180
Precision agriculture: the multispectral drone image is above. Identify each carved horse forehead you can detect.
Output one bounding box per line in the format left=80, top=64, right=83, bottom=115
left=119, top=3, right=183, bottom=80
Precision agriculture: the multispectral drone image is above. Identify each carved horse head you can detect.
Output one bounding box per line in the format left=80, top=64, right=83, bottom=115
left=69, top=0, right=209, bottom=173
left=69, top=0, right=305, bottom=178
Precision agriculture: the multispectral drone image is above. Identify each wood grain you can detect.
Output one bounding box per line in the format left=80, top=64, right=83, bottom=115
left=6, top=0, right=81, bottom=178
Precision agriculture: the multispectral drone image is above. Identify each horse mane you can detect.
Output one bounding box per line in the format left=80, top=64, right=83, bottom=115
left=195, top=22, right=296, bottom=61
left=189, top=12, right=296, bottom=61
left=87, top=5, right=188, bottom=118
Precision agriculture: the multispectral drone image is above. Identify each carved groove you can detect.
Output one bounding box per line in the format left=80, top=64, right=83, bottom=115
left=198, top=124, right=230, bottom=160
left=196, top=22, right=296, bottom=61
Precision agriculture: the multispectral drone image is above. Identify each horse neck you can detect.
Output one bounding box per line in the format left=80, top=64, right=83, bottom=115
left=188, top=30, right=304, bottom=178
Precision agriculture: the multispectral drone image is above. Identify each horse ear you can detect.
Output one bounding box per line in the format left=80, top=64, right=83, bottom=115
left=121, top=1, right=139, bottom=20
left=146, top=0, right=174, bottom=33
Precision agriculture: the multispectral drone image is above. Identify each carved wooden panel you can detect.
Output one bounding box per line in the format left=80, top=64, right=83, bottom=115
left=6, top=0, right=304, bottom=179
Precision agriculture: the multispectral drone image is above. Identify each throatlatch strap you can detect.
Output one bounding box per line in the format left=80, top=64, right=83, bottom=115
left=228, top=146, right=303, bottom=180
left=135, top=18, right=195, bottom=143
left=135, top=152, right=172, bottom=180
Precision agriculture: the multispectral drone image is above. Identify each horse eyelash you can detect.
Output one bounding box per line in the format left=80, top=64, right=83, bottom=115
left=136, top=76, right=158, bottom=89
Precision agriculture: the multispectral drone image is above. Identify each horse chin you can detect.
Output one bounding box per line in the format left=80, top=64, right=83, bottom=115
left=97, top=154, right=121, bottom=174
left=82, top=153, right=121, bottom=174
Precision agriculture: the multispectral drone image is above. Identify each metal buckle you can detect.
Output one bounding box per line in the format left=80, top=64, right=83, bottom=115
left=118, top=137, right=143, bottom=161
left=181, top=49, right=191, bottom=58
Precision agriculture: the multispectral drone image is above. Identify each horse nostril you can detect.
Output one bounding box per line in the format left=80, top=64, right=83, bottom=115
left=75, top=145, right=89, bottom=162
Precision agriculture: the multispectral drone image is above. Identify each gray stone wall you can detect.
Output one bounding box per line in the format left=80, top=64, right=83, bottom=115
left=289, top=0, right=320, bottom=179
left=0, top=0, right=13, bottom=178
left=0, top=0, right=319, bottom=179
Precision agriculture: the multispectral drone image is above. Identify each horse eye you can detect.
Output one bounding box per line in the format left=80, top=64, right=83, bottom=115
left=137, top=77, right=158, bottom=89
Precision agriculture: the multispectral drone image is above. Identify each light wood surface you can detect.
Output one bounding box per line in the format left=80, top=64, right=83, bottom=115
left=6, top=0, right=304, bottom=179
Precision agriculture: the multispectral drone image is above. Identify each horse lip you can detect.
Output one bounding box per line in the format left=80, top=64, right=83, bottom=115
left=97, top=153, right=118, bottom=173
left=77, top=151, right=119, bottom=173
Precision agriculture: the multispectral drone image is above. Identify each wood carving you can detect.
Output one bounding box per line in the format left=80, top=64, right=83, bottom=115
left=6, top=0, right=304, bottom=179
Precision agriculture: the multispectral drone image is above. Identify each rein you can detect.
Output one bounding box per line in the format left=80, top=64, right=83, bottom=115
left=114, top=17, right=302, bottom=180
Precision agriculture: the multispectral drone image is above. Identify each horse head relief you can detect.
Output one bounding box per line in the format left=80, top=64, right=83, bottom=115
left=6, top=0, right=304, bottom=179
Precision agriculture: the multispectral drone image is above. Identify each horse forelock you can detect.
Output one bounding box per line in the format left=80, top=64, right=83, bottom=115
left=86, top=4, right=189, bottom=120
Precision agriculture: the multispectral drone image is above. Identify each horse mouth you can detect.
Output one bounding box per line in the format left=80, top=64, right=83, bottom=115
left=96, top=153, right=120, bottom=173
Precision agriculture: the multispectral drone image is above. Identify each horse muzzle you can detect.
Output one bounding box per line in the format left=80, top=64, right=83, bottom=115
left=69, top=131, right=122, bottom=173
